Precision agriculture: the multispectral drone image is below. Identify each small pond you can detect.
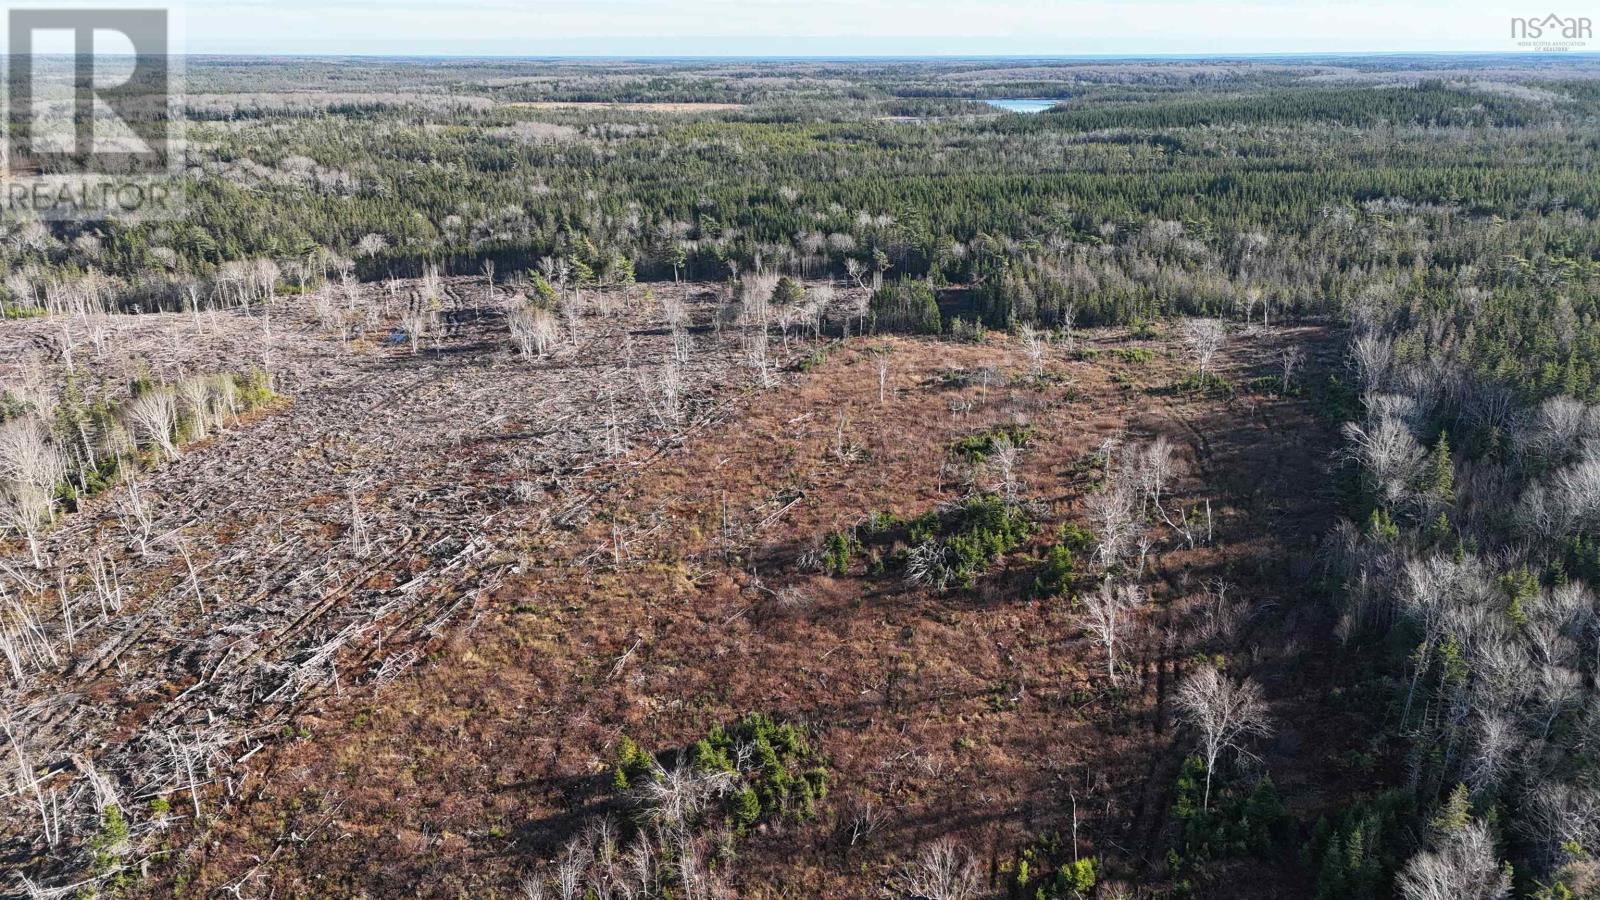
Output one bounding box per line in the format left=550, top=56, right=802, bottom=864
left=984, top=98, right=1057, bottom=114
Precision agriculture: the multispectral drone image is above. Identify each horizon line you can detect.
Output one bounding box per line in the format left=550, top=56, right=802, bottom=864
left=37, top=50, right=1600, bottom=61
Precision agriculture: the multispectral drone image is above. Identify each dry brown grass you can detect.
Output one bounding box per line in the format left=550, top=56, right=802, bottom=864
left=138, top=320, right=1348, bottom=897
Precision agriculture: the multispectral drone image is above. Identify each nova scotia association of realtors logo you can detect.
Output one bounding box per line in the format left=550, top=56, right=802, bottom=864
left=3, top=7, right=184, bottom=221
left=1511, top=12, right=1593, bottom=50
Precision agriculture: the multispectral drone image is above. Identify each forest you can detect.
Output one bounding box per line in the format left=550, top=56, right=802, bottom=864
left=2, top=53, right=1600, bottom=899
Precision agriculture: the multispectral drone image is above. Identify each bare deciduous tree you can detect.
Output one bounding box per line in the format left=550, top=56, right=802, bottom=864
left=1136, top=436, right=1176, bottom=515
left=633, top=763, right=736, bottom=833
left=807, top=283, right=834, bottom=339
left=1020, top=324, right=1046, bottom=376
left=1078, top=578, right=1145, bottom=684
left=1352, top=332, right=1394, bottom=392
left=1174, top=662, right=1273, bottom=810
left=211, top=373, right=239, bottom=426
left=1396, top=820, right=1510, bottom=900
left=986, top=433, right=1023, bottom=506
left=1463, top=712, right=1517, bottom=795
left=119, top=475, right=156, bottom=555
left=844, top=258, right=866, bottom=291
left=745, top=331, right=773, bottom=388
left=892, top=840, right=980, bottom=900
left=905, top=538, right=954, bottom=591
left=509, top=306, right=560, bottom=359
left=660, top=294, right=689, bottom=331
left=126, top=389, right=179, bottom=459
left=1343, top=413, right=1423, bottom=507
left=0, top=419, right=64, bottom=568
left=1516, top=395, right=1596, bottom=465
left=1086, top=471, right=1141, bottom=569
left=647, top=363, right=686, bottom=426
left=739, top=271, right=777, bottom=329
left=3, top=719, right=57, bottom=846
left=400, top=302, right=434, bottom=355
left=1395, top=554, right=1492, bottom=723
left=356, top=232, right=389, bottom=258
left=1550, top=456, right=1600, bottom=538
left=1519, top=783, right=1600, bottom=880
left=1281, top=345, right=1305, bottom=393
left=176, top=377, right=212, bottom=441
left=1180, top=318, right=1227, bottom=383
left=844, top=797, right=884, bottom=850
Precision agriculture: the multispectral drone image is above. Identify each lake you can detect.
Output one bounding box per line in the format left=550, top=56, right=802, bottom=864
left=985, top=98, right=1057, bottom=114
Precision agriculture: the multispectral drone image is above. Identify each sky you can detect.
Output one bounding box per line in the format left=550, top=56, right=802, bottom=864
left=10, top=0, right=1592, bottom=56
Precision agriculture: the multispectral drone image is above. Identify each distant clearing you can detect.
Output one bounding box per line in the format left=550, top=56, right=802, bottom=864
left=506, top=100, right=745, bottom=112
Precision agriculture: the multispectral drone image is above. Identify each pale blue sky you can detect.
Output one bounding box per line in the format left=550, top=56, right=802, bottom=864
left=79, top=0, right=1600, bottom=55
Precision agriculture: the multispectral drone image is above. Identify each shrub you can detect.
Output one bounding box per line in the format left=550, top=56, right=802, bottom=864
left=1002, top=835, right=1098, bottom=899
left=840, top=495, right=1038, bottom=590
left=527, top=274, right=559, bottom=308
left=1173, top=755, right=1288, bottom=863
left=1172, top=370, right=1236, bottom=396
left=1060, top=857, right=1097, bottom=896
left=596, top=713, right=830, bottom=893
left=732, top=787, right=762, bottom=830
left=949, top=424, right=1034, bottom=462
left=1032, top=524, right=1094, bottom=599
left=1129, top=319, right=1161, bottom=340
left=861, top=509, right=903, bottom=537
left=796, top=345, right=832, bottom=372
left=234, top=369, right=276, bottom=409
left=947, top=316, right=990, bottom=343
left=684, top=713, right=828, bottom=824
left=905, top=495, right=1035, bottom=590
left=773, top=276, right=806, bottom=305
left=613, top=735, right=656, bottom=789
left=1, top=303, right=46, bottom=320
left=88, top=804, right=131, bottom=880
left=822, top=530, right=856, bottom=576
left=1057, top=522, right=1096, bottom=554
left=1034, top=542, right=1076, bottom=599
